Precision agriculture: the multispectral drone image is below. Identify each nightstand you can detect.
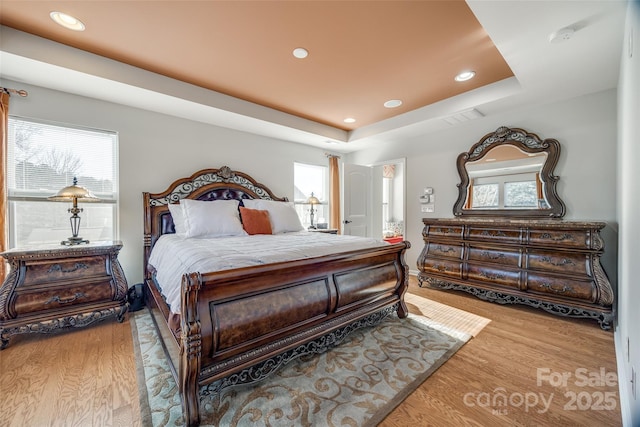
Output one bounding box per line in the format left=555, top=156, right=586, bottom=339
left=308, top=228, right=339, bottom=234
left=0, top=241, right=128, bottom=349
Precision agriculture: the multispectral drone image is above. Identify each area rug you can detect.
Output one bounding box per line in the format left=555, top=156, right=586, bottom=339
left=131, top=307, right=471, bottom=427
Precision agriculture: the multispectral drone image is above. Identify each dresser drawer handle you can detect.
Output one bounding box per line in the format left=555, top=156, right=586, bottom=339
left=435, top=245, right=456, bottom=254
left=539, top=283, right=571, bottom=294
left=479, top=271, right=506, bottom=280
left=480, top=230, right=507, bottom=237
left=434, top=227, right=456, bottom=234
left=480, top=251, right=506, bottom=260
left=44, top=292, right=87, bottom=305
left=540, top=256, right=575, bottom=267
left=539, top=233, right=574, bottom=242
left=432, top=264, right=450, bottom=272
left=48, top=263, right=89, bottom=274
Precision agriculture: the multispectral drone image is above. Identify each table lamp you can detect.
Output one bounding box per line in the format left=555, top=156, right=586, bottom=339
left=48, top=177, right=100, bottom=245
left=306, top=192, right=320, bottom=229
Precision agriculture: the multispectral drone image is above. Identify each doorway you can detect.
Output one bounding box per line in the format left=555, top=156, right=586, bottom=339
left=373, top=159, right=405, bottom=243
left=342, top=158, right=405, bottom=242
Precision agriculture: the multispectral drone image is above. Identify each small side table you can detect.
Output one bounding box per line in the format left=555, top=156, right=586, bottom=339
left=309, top=228, right=339, bottom=234
left=0, top=241, right=128, bottom=349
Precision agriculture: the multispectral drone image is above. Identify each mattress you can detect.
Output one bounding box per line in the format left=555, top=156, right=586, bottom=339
left=148, top=231, right=388, bottom=314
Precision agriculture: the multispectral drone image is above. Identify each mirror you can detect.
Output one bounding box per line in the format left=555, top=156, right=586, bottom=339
left=453, top=126, right=565, bottom=218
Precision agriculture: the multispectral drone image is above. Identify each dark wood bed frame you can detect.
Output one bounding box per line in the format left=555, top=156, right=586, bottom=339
left=143, top=166, right=410, bottom=426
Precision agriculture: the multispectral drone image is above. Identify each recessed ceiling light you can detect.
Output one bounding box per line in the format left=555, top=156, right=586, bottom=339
left=454, top=71, right=475, bottom=82
left=292, top=47, right=308, bottom=59
left=50, top=11, right=85, bottom=31
left=384, top=100, right=402, bottom=108
left=343, top=118, right=356, bottom=124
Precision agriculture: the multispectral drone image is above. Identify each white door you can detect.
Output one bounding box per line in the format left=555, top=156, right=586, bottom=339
left=342, top=164, right=372, bottom=237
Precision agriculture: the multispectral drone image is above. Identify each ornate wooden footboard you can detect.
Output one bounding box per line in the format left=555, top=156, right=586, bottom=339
left=143, top=167, right=410, bottom=426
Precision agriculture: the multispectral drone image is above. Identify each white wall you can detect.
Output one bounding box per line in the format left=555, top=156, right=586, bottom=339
left=616, top=2, right=640, bottom=425
left=346, top=89, right=618, bottom=275
left=2, top=79, right=331, bottom=285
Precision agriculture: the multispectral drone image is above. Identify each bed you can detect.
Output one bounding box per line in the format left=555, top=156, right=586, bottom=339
left=143, top=166, right=410, bottom=426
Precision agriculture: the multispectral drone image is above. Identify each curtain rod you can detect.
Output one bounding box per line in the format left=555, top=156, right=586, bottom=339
left=1, top=87, right=28, bottom=97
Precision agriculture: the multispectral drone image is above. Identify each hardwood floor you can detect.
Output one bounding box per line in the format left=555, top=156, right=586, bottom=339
left=383, top=278, right=621, bottom=427
left=0, top=317, right=141, bottom=427
left=0, top=276, right=621, bottom=426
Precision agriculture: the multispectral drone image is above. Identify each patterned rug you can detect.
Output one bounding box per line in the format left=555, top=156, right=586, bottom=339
left=131, top=307, right=472, bottom=427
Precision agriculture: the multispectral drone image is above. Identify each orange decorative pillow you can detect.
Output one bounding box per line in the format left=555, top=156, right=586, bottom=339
left=239, top=207, right=272, bottom=235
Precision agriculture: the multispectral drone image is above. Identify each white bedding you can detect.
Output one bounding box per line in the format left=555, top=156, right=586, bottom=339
left=148, top=231, right=388, bottom=314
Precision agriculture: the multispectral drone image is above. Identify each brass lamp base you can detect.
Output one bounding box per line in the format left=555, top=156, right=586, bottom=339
left=61, top=237, right=90, bottom=246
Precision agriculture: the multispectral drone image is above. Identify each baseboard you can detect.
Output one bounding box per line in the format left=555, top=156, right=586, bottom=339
left=615, top=327, right=633, bottom=426
left=409, top=269, right=419, bottom=276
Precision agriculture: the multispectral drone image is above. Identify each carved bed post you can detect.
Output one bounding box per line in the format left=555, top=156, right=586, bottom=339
left=180, top=272, right=203, bottom=427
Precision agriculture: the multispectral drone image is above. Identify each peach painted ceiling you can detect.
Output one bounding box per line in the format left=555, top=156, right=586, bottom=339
left=0, top=1, right=513, bottom=131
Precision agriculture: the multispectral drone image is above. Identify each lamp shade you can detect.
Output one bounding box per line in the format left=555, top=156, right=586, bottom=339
left=306, top=192, right=320, bottom=205
left=48, top=177, right=99, bottom=202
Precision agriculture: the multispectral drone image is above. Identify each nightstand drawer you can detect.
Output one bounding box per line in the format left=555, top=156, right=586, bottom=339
left=13, top=279, right=115, bottom=316
left=18, top=256, right=108, bottom=287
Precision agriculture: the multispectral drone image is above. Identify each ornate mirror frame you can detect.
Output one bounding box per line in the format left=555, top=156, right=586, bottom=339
left=453, top=126, right=566, bottom=218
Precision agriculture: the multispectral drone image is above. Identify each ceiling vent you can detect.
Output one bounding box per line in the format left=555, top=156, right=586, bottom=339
left=442, top=108, right=484, bottom=126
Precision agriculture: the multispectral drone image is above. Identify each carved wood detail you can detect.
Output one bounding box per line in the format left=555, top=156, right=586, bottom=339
left=143, top=167, right=411, bottom=426
left=0, top=241, right=128, bottom=349
left=453, top=126, right=566, bottom=218
left=417, top=219, right=614, bottom=330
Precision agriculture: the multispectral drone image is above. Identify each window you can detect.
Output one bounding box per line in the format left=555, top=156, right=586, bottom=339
left=471, top=172, right=537, bottom=209
left=471, top=183, right=499, bottom=208
left=504, top=180, right=538, bottom=207
left=7, top=117, right=118, bottom=247
left=293, top=162, right=328, bottom=228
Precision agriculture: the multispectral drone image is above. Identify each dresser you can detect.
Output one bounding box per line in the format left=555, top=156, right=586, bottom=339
left=0, top=241, right=128, bottom=349
left=417, top=219, right=614, bottom=329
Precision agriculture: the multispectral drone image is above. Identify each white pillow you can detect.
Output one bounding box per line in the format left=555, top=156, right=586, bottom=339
left=180, top=199, right=247, bottom=238
left=243, top=199, right=304, bottom=234
left=168, top=203, right=186, bottom=236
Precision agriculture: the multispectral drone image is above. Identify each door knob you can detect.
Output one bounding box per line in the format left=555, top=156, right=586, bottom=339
left=343, top=220, right=352, bottom=224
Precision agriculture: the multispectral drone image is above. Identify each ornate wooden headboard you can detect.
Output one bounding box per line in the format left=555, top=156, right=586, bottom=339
left=142, top=166, right=288, bottom=280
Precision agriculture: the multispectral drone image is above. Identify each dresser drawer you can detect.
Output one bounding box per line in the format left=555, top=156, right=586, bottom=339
left=426, top=242, right=463, bottom=259
left=527, top=250, right=589, bottom=275
left=466, top=263, right=520, bottom=289
left=527, top=273, right=596, bottom=303
left=13, top=279, right=115, bottom=316
left=467, top=245, right=520, bottom=267
left=467, top=227, right=522, bottom=244
left=424, top=225, right=463, bottom=239
left=420, top=258, right=462, bottom=279
left=527, top=230, right=589, bottom=249
left=18, top=256, right=108, bottom=287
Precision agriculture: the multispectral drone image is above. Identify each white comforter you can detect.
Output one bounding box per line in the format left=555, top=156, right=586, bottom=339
left=148, top=231, right=388, bottom=314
